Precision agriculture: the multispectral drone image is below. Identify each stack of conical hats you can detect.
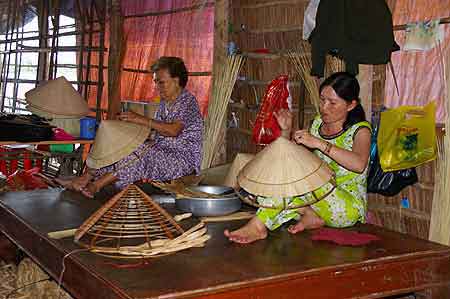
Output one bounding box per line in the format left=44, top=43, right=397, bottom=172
left=223, top=153, right=255, bottom=188
left=86, top=120, right=150, bottom=169
left=238, top=137, right=333, bottom=197
left=25, top=76, right=90, bottom=136
left=75, top=184, right=209, bottom=258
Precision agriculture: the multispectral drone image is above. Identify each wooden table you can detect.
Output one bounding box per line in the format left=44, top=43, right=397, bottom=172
left=0, top=189, right=449, bottom=299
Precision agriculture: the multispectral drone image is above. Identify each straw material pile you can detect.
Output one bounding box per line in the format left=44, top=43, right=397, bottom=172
left=0, top=262, right=22, bottom=299
left=429, top=51, right=450, bottom=245
left=14, top=258, right=72, bottom=299
left=201, top=55, right=245, bottom=170
left=238, top=137, right=333, bottom=198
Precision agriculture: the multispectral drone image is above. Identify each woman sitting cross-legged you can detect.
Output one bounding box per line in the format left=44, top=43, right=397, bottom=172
left=56, top=56, right=203, bottom=198
left=225, top=72, right=372, bottom=244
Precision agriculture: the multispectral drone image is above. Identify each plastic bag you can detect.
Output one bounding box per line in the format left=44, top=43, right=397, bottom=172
left=378, top=101, right=437, bottom=172
left=367, top=151, right=418, bottom=196
left=367, top=110, right=418, bottom=196
left=252, top=75, right=290, bottom=145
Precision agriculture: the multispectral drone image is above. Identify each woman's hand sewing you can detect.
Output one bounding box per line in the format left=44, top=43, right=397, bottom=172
left=293, top=130, right=323, bottom=149
left=118, top=111, right=150, bottom=127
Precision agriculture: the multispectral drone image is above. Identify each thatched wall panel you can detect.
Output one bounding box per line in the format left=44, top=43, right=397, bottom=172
left=232, top=1, right=305, bottom=32
left=235, top=30, right=302, bottom=52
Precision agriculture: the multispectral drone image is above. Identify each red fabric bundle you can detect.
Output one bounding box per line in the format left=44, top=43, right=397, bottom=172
left=6, top=167, right=48, bottom=191
left=311, top=228, right=380, bottom=246
left=252, top=75, right=290, bottom=145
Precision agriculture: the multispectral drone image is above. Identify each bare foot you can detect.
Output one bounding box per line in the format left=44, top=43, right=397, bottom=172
left=288, top=207, right=325, bottom=234
left=224, top=217, right=267, bottom=244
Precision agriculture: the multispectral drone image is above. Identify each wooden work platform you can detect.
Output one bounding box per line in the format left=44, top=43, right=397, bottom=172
left=0, top=189, right=449, bottom=299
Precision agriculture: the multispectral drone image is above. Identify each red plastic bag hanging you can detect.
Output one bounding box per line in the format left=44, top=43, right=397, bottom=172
left=252, top=75, right=290, bottom=145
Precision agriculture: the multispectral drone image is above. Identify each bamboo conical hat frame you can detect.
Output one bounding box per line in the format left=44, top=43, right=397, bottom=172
left=25, top=76, right=89, bottom=118
left=238, top=137, right=333, bottom=198
left=86, top=120, right=150, bottom=169
left=223, top=153, right=255, bottom=188
left=75, top=184, right=209, bottom=258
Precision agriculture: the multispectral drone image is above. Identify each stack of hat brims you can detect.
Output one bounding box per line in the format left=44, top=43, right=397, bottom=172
left=25, top=76, right=90, bottom=136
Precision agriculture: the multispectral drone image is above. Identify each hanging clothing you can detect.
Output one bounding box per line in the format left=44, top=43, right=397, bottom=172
left=256, top=117, right=371, bottom=231
left=310, top=0, right=399, bottom=76
left=96, top=89, right=203, bottom=189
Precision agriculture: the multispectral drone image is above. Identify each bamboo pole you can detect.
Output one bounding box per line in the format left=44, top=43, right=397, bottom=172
left=94, top=0, right=106, bottom=121
left=107, top=0, right=123, bottom=120
left=429, top=50, right=450, bottom=246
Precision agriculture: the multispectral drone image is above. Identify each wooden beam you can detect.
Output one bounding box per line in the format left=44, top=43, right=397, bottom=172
left=107, top=0, right=123, bottom=120
left=245, top=25, right=301, bottom=34
left=124, top=2, right=214, bottom=18
left=211, top=0, right=229, bottom=166
left=239, top=0, right=306, bottom=9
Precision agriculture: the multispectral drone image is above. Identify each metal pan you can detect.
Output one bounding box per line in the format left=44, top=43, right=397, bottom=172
left=175, top=185, right=241, bottom=216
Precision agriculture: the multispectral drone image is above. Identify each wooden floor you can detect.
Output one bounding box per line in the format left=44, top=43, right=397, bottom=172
left=0, top=188, right=449, bottom=299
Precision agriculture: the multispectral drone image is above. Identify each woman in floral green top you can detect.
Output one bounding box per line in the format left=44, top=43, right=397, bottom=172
left=225, top=72, right=372, bottom=244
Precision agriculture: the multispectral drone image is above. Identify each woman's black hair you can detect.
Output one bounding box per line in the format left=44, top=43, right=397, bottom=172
left=150, top=56, right=189, bottom=88
left=319, top=72, right=366, bottom=129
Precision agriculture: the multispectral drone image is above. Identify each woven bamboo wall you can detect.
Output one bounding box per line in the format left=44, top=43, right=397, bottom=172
left=226, top=0, right=312, bottom=162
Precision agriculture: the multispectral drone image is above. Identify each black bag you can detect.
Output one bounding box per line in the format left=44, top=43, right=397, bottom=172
left=367, top=151, right=418, bottom=196
left=367, top=109, right=418, bottom=196
left=0, top=114, right=54, bottom=142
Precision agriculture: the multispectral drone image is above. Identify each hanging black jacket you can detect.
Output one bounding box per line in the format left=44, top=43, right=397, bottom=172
left=309, top=0, right=400, bottom=76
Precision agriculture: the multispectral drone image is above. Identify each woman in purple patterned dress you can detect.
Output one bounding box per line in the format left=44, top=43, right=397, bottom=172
left=57, top=57, right=203, bottom=198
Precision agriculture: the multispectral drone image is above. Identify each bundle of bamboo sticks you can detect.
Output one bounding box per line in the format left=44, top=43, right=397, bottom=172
left=92, top=222, right=210, bottom=257
left=287, top=46, right=320, bottom=115
left=201, top=54, right=245, bottom=170
left=429, top=51, right=450, bottom=245
left=288, top=43, right=345, bottom=115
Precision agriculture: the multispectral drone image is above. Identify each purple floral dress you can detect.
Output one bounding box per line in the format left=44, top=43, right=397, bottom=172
left=96, top=89, right=203, bottom=189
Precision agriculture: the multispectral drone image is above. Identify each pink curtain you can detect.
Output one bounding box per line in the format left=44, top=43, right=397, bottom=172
left=119, top=0, right=214, bottom=115
left=385, top=0, right=450, bottom=122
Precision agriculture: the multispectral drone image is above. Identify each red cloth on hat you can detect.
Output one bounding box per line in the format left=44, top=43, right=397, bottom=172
left=252, top=75, right=290, bottom=145
left=311, top=228, right=380, bottom=246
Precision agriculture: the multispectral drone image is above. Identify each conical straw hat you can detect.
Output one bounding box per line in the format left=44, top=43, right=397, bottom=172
left=25, top=76, right=89, bottom=117
left=86, top=120, right=150, bottom=169
left=238, top=137, right=333, bottom=197
left=223, top=153, right=255, bottom=188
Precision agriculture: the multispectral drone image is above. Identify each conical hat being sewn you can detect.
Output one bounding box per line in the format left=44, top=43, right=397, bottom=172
left=25, top=76, right=89, bottom=117
left=238, top=137, right=333, bottom=197
left=86, top=120, right=150, bottom=169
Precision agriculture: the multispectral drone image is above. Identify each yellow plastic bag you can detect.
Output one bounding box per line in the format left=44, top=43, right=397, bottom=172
left=378, top=101, right=437, bottom=172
